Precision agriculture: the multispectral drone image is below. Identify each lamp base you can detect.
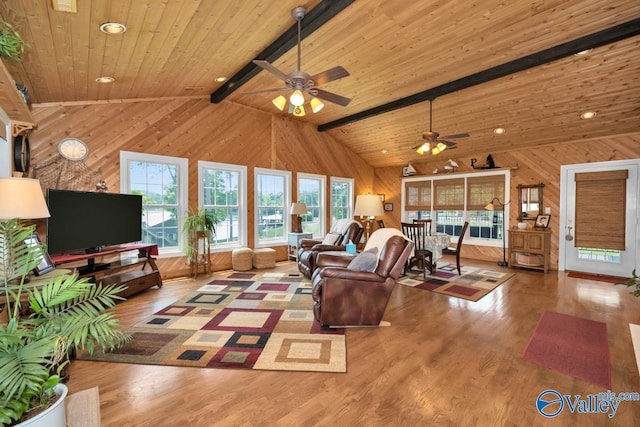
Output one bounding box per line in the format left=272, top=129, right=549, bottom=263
left=497, top=261, right=508, bottom=267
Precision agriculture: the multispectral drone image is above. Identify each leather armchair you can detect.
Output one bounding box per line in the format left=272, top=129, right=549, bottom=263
left=297, top=221, right=363, bottom=278
left=311, top=235, right=414, bottom=327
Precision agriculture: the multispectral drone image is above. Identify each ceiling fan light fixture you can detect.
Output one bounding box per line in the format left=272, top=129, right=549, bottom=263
left=437, top=142, right=447, bottom=152
left=272, top=95, right=286, bottom=111
left=310, top=97, right=324, bottom=113
left=293, top=105, right=306, bottom=117
left=416, top=143, right=430, bottom=155
left=290, top=89, right=305, bottom=106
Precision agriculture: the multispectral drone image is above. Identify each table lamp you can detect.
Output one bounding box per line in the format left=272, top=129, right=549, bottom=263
left=485, top=197, right=510, bottom=267
left=354, top=194, right=384, bottom=242
left=290, top=202, right=307, bottom=233
left=0, top=177, right=51, bottom=220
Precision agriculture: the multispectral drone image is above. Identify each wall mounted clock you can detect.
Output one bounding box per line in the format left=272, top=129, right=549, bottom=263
left=13, top=134, right=30, bottom=173
left=58, top=137, right=89, bottom=161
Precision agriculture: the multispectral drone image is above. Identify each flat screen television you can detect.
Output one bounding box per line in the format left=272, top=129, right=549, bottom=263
left=46, top=189, right=143, bottom=255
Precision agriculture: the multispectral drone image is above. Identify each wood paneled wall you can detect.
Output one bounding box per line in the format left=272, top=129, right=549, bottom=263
left=374, top=134, right=640, bottom=269
left=28, top=98, right=374, bottom=278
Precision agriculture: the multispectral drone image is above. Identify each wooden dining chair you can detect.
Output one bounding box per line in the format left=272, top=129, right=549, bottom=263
left=442, top=221, right=469, bottom=275
left=401, top=222, right=434, bottom=279
left=412, top=219, right=432, bottom=235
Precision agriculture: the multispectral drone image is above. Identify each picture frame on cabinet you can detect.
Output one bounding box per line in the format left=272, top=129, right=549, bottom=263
left=534, top=214, right=551, bottom=229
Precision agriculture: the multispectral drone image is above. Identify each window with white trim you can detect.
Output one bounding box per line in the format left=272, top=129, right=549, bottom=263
left=199, top=161, right=247, bottom=251
left=298, top=173, right=326, bottom=238
left=402, top=170, right=509, bottom=246
left=255, top=168, right=291, bottom=246
left=330, top=177, right=354, bottom=224
left=120, top=151, right=188, bottom=256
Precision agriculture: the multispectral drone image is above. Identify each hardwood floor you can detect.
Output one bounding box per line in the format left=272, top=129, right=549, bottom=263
left=67, top=259, right=640, bottom=426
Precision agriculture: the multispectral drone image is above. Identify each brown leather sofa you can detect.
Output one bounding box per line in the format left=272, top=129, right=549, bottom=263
left=311, top=235, right=414, bottom=327
left=297, top=221, right=363, bottom=278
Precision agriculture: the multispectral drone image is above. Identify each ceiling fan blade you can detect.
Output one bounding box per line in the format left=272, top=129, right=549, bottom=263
left=242, top=87, right=290, bottom=95
left=313, top=88, right=352, bottom=106
left=437, top=140, right=458, bottom=147
left=309, top=66, right=350, bottom=86
left=439, top=132, right=470, bottom=139
left=253, top=60, right=290, bottom=82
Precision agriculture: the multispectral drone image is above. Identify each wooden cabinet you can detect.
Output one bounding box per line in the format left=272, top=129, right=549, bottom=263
left=508, top=229, right=551, bottom=272
left=50, top=244, right=163, bottom=298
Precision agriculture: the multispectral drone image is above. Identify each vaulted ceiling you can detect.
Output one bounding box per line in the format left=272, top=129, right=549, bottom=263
left=2, top=0, right=639, bottom=168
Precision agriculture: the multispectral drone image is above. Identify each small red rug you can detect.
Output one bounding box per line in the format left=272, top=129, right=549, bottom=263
left=522, top=311, right=611, bottom=388
left=567, top=271, right=627, bottom=284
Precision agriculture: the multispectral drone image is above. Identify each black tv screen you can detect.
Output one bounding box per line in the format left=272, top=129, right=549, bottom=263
left=46, top=189, right=143, bottom=255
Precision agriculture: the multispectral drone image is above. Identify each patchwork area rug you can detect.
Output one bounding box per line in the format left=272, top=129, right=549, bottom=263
left=78, top=271, right=346, bottom=372
left=398, top=263, right=515, bottom=302
left=522, top=310, right=611, bottom=388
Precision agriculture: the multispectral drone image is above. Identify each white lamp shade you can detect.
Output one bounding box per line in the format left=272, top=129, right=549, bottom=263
left=353, top=194, right=384, bottom=217
left=310, top=97, right=324, bottom=113
left=290, top=202, right=307, bottom=215
left=290, top=89, right=305, bottom=107
left=0, top=178, right=50, bottom=220
left=272, top=95, right=286, bottom=111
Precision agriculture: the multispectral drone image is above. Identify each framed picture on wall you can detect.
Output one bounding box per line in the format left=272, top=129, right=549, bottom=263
left=384, top=203, right=393, bottom=212
left=534, top=214, right=551, bottom=229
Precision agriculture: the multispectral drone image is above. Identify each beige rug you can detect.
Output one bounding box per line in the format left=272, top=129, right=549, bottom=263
left=78, top=271, right=346, bottom=373
left=398, top=263, right=515, bottom=301
left=65, top=386, right=101, bottom=427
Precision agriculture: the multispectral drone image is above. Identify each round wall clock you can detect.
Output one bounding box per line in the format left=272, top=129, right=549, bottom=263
left=58, top=138, right=89, bottom=161
left=13, top=135, right=30, bottom=173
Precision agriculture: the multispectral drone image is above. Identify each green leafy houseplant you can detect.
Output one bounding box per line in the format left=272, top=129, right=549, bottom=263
left=182, top=209, right=217, bottom=264
left=0, top=19, right=28, bottom=61
left=618, top=269, right=640, bottom=297
left=0, top=219, right=130, bottom=426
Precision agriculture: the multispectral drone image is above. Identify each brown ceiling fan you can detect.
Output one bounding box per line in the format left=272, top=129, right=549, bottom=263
left=414, top=100, right=469, bottom=155
left=247, top=6, right=351, bottom=116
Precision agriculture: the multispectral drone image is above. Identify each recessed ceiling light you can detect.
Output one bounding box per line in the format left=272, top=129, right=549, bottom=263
left=574, top=49, right=592, bottom=56
left=381, top=149, right=388, bottom=154
left=214, top=76, right=227, bottom=83
left=95, top=76, right=115, bottom=83
left=494, top=127, right=506, bottom=134
left=581, top=111, right=597, bottom=119
left=99, top=22, right=127, bottom=34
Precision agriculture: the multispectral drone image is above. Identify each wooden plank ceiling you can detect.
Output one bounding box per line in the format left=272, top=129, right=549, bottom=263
left=2, top=0, right=639, bottom=168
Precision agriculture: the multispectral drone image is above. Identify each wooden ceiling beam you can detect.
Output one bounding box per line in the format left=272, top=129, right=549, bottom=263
left=210, top=0, right=355, bottom=103
left=317, top=18, right=640, bottom=132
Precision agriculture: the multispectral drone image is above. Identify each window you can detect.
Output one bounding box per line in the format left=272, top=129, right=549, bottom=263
left=199, top=161, right=247, bottom=251
left=330, top=177, right=354, bottom=224
left=298, top=173, right=326, bottom=237
left=255, top=168, right=291, bottom=246
left=120, top=151, right=188, bottom=256
left=402, top=171, right=509, bottom=246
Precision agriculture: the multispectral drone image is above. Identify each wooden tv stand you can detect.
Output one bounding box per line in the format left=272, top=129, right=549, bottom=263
left=50, top=244, right=163, bottom=298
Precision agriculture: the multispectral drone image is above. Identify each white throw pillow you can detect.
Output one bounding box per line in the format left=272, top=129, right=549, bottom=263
left=322, top=232, right=342, bottom=245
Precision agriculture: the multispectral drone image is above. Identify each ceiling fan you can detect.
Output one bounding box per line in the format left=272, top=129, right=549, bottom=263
left=414, top=100, right=469, bottom=155
left=247, top=6, right=352, bottom=117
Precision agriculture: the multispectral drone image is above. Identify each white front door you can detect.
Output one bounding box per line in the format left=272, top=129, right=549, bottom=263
left=559, top=159, right=639, bottom=276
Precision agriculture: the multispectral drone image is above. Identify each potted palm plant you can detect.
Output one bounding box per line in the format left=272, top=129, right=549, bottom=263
left=0, top=18, right=28, bottom=61
left=0, top=218, right=130, bottom=426
left=618, top=269, right=640, bottom=297
left=182, top=209, right=217, bottom=276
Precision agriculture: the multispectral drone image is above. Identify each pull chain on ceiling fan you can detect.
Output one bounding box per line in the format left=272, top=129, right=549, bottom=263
left=414, top=99, right=469, bottom=155
left=246, top=6, right=352, bottom=117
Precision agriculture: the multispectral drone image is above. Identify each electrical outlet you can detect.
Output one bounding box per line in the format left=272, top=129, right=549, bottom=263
left=545, top=207, right=551, bottom=214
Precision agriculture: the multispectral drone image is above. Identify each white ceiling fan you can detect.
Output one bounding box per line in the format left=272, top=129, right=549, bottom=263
left=246, top=6, right=352, bottom=116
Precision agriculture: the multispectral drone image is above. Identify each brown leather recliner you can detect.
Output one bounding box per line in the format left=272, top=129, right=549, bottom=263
left=297, top=221, right=363, bottom=279
left=311, top=235, right=414, bottom=326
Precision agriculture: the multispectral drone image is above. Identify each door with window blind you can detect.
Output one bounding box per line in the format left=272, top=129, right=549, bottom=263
left=560, top=160, right=639, bottom=276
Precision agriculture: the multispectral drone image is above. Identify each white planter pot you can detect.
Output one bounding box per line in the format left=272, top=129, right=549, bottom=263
left=517, top=222, right=528, bottom=230
left=16, top=383, right=68, bottom=427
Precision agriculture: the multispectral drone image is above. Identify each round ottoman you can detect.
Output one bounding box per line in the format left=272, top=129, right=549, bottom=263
left=232, top=248, right=253, bottom=271
left=253, top=248, right=276, bottom=269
